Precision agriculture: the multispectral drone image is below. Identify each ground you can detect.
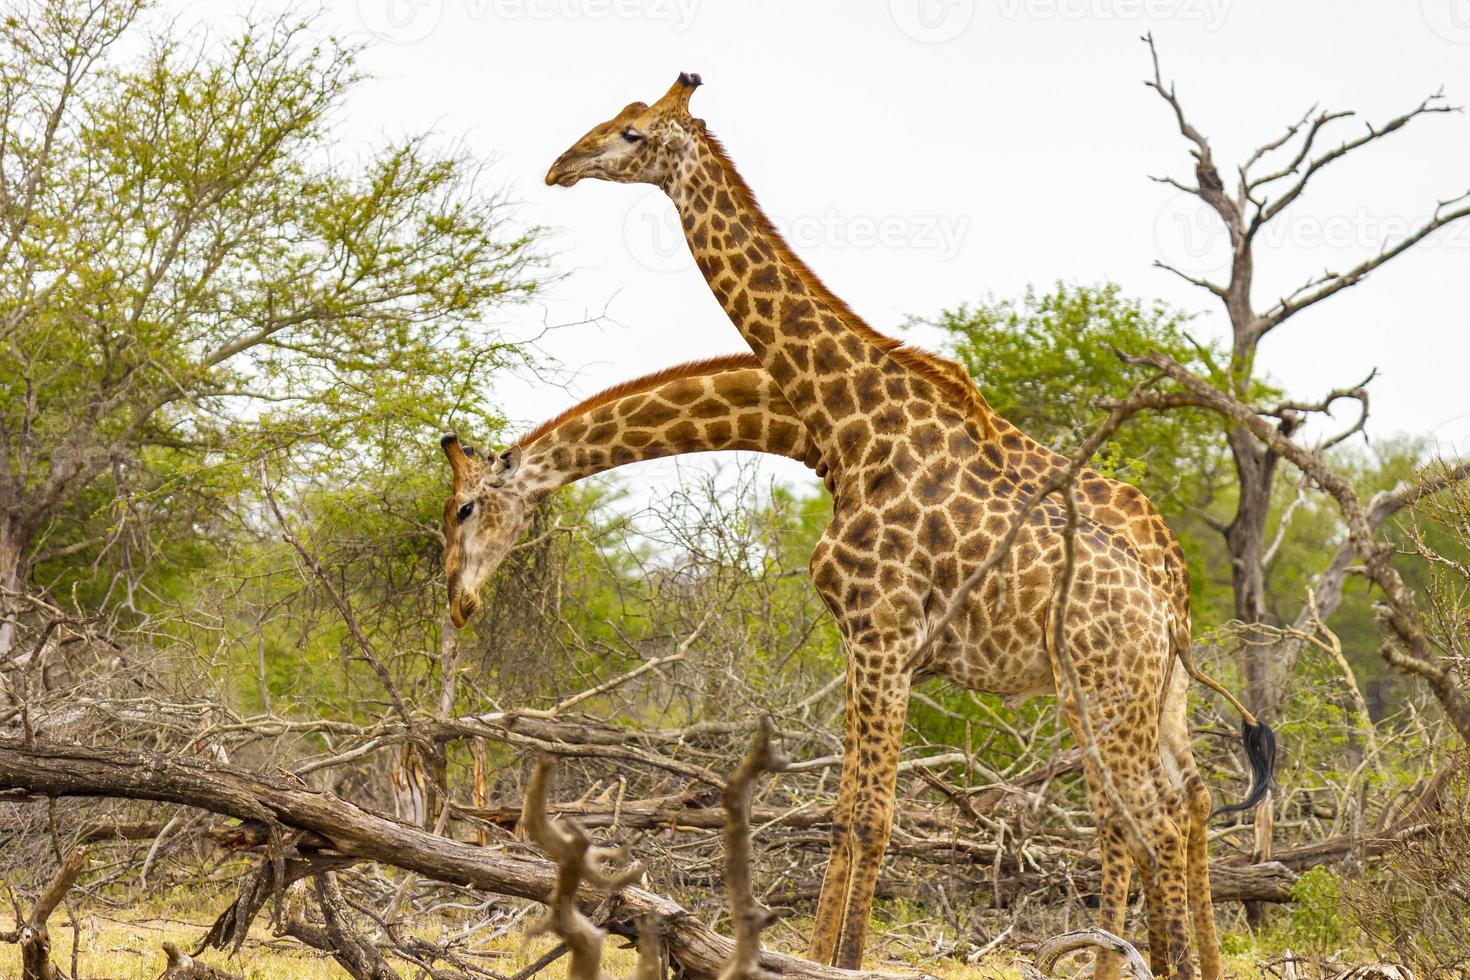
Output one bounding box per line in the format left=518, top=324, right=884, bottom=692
left=25, top=895, right=1288, bottom=980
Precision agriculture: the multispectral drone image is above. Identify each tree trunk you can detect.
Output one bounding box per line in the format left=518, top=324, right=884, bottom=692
left=1223, top=426, right=1283, bottom=927
left=0, top=519, right=27, bottom=663
left=1225, top=428, right=1284, bottom=725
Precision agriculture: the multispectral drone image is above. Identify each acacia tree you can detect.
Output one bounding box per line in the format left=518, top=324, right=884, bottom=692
left=0, top=0, right=541, bottom=660
left=1143, top=34, right=1470, bottom=726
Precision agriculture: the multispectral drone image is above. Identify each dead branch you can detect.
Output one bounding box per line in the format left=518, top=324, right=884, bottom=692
left=157, top=942, right=244, bottom=980
left=1121, top=351, right=1470, bottom=745
left=1033, top=928, right=1154, bottom=979
left=0, top=844, right=87, bottom=980
left=719, top=721, right=788, bottom=980
left=0, top=737, right=924, bottom=980
left=1050, top=487, right=1155, bottom=870
left=1326, top=968, right=1416, bottom=980
left=198, top=851, right=358, bottom=955
left=282, top=872, right=402, bottom=980
left=520, top=756, right=647, bottom=980
left=262, top=471, right=414, bottom=732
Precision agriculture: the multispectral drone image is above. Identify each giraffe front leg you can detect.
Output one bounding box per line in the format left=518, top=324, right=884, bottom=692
left=808, top=653, right=911, bottom=969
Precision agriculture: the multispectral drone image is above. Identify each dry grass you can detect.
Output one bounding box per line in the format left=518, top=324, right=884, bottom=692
left=21, top=902, right=1285, bottom=980
left=2, top=887, right=1311, bottom=980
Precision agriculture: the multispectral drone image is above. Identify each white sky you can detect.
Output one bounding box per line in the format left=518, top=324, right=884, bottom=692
left=176, top=0, right=1470, bottom=489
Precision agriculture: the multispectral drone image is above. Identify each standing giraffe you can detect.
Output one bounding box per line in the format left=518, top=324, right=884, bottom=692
left=544, top=76, right=1273, bottom=979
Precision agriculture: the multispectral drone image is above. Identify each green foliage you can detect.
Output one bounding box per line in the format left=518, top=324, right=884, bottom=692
left=4, top=2, right=542, bottom=609
left=913, top=282, right=1226, bottom=492
left=1285, top=866, right=1352, bottom=950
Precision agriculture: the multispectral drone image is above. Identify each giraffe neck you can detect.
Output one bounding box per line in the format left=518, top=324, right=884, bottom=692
left=513, top=355, right=823, bottom=497
left=663, top=129, right=982, bottom=474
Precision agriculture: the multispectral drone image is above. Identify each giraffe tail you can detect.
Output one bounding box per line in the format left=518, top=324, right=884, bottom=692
left=1174, top=634, right=1277, bottom=819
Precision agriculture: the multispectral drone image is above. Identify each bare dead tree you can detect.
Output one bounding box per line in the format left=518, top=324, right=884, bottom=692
left=1142, top=32, right=1470, bottom=727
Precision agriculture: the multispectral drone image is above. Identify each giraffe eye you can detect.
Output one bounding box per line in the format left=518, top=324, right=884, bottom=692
left=457, top=501, right=474, bottom=523
left=622, top=128, right=644, bottom=144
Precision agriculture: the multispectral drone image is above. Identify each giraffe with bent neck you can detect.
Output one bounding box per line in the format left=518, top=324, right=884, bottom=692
left=539, top=76, right=1272, bottom=979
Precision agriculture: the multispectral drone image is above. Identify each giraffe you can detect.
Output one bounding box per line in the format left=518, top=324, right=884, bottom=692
left=544, top=75, right=1274, bottom=979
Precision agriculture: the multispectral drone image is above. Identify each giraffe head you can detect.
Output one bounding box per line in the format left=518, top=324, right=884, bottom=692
left=545, top=72, right=702, bottom=188
left=440, top=433, right=530, bottom=628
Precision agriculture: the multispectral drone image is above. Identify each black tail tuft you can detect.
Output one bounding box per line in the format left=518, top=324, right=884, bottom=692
left=1210, top=721, right=1277, bottom=819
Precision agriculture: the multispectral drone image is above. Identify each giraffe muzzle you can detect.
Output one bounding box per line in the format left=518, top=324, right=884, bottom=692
left=545, top=155, right=587, bottom=187
left=448, top=578, right=480, bottom=628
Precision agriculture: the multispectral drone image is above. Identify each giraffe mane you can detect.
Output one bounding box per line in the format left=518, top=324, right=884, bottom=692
left=514, top=353, right=764, bottom=448
left=698, top=126, right=999, bottom=440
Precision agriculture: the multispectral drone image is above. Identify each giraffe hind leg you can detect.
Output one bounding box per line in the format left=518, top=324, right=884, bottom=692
left=1060, top=692, right=1195, bottom=979
left=1094, top=819, right=1134, bottom=980
left=1132, top=796, right=1194, bottom=980
left=1182, top=760, right=1221, bottom=980
left=1163, top=659, right=1221, bottom=980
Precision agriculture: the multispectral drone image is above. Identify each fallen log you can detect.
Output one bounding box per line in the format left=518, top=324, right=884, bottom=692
left=1199, top=861, right=1296, bottom=903
left=0, top=737, right=924, bottom=980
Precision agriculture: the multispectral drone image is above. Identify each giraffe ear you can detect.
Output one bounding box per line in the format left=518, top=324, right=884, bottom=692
left=487, top=445, right=521, bottom=486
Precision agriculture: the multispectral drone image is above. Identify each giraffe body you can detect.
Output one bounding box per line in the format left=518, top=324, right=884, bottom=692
left=538, top=75, right=1270, bottom=978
